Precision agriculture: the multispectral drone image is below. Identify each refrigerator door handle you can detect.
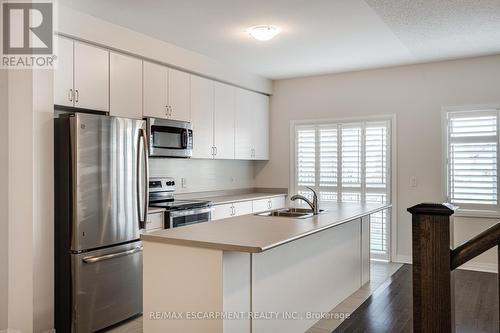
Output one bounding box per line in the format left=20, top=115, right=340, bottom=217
left=137, top=128, right=149, bottom=227
left=82, top=246, right=143, bottom=264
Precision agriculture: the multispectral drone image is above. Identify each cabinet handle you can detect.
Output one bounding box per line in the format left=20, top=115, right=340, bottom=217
left=75, top=90, right=79, bottom=103
left=165, top=106, right=169, bottom=116
left=268, top=200, right=272, bottom=209
left=214, top=146, right=217, bottom=156
left=68, top=89, right=73, bottom=102
left=169, top=106, right=173, bottom=117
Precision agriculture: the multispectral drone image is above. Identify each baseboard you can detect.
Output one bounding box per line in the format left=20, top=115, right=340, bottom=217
left=456, top=261, right=498, bottom=273
left=392, top=254, right=497, bottom=273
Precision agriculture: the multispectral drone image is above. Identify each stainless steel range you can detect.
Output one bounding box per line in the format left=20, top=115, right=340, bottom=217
left=148, top=177, right=212, bottom=228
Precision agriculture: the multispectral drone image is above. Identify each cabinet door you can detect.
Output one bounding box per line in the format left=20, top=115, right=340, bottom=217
left=270, top=196, right=286, bottom=210
left=233, top=201, right=253, bottom=217
left=143, top=61, right=168, bottom=118
left=168, top=68, right=190, bottom=121
left=211, top=203, right=234, bottom=221
left=74, top=41, right=109, bottom=111
left=214, top=82, right=235, bottom=159
left=54, top=36, right=74, bottom=107
left=234, top=88, right=254, bottom=159
left=191, top=76, right=214, bottom=159
left=253, top=93, right=270, bottom=160
left=252, top=198, right=271, bottom=213
left=109, top=52, right=143, bottom=119
left=145, top=212, right=164, bottom=231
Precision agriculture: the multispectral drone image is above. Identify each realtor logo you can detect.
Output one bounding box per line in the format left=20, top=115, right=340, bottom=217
left=1, top=1, right=54, bottom=68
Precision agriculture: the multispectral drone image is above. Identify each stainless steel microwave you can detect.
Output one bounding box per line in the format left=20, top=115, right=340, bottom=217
left=146, top=118, right=193, bottom=158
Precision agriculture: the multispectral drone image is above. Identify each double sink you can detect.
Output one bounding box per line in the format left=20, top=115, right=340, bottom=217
left=256, top=208, right=325, bottom=219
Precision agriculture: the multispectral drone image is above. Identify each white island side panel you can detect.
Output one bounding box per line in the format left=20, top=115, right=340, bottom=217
left=143, top=241, right=224, bottom=333
left=251, top=219, right=362, bottom=333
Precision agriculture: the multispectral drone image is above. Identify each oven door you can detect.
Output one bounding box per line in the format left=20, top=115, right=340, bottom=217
left=167, top=207, right=212, bottom=228
left=147, top=118, right=193, bottom=157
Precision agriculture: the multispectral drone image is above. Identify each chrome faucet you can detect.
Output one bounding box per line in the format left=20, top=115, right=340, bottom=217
left=290, top=187, right=319, bottom=215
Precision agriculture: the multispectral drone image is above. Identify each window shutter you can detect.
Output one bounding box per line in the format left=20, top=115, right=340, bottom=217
left=341, top=125, right=362, bottom=190
left=365, top=124, right=388, bottom=189
left=448, top=112, right=498, bottom=207
left=295, top=119, right=391, bottom=259
left=319, top=127, right=338, bottom=187
left=296, top=127, right=316, bottom=187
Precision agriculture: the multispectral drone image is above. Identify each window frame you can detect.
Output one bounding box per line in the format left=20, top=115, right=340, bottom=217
left=443, top=105, right=500, bottom=217
left=290, top=114, right=397, bottom=260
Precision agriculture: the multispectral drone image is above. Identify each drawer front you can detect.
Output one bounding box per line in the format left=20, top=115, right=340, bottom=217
left=233, top=200, right=253, bottom=217
left=212, top=203, right=234, bottom=221
left=145, top=212, right=164, bottom=231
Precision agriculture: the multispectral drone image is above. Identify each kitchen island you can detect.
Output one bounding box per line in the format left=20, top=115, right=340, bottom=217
left=140, top=202, right=390, bottom=333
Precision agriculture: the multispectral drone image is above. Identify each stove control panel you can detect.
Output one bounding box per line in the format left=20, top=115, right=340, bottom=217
left=149, top=177, right=176, bottom=193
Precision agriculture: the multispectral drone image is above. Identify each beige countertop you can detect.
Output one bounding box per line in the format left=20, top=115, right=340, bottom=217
left=148, top=207, right=166, bottom=214
left=141, top=202, right=390, bottom=253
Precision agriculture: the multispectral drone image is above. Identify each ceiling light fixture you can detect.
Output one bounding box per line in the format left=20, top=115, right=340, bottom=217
left=248, top=25, right=281, bottom=41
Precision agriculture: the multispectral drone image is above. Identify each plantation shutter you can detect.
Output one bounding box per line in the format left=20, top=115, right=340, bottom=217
left=447, top=111, right=498, bottom=209
left=294, top=120, right=391, bottom=259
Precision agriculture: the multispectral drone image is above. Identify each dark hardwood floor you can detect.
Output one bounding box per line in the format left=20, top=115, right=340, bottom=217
left=333, top=264, right=498, bottom=333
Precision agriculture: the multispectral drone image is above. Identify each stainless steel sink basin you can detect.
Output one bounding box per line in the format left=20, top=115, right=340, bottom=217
left=256, top=208, right=326, bottom=219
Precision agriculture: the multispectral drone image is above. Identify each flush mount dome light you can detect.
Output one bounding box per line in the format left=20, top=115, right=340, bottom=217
left=248, top=25, right=281, bottom=41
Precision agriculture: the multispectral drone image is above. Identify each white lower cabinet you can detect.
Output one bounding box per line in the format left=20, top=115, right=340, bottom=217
left=145, top=212, right=164, bottom=232
left=211, top=200, right=253, bottom=221
left=211, top=196, right=286, bottom=221
left=252, top=196, right=286, bottom=213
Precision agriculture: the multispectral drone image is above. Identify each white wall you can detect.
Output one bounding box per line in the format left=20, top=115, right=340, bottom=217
left=256, top=54, right=500, bottom=271
left=57, top=4, right=272, bottom=95
left=150, top=159, right=255, bottom=194
left=0, top=70, right=8, bottom=331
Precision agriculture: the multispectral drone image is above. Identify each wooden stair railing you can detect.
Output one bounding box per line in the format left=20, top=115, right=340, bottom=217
left=407, top=203, right=500, bottom=333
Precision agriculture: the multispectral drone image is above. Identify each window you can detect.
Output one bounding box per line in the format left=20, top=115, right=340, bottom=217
left=446, top=110, right=499, bottom=212
left=294, top=120, right=392, bottom=259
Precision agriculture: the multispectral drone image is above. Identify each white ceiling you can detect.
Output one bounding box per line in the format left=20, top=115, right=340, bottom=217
left=59, top=0, right=500, bottom=79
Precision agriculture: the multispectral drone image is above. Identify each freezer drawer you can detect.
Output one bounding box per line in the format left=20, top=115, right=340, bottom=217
left=71, top=241, right=143, bottom=332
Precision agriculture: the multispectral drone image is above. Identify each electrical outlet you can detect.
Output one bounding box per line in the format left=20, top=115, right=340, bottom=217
left=410, top=176, right=417, bottom=188
left=181, top=177, right=187, bottom=189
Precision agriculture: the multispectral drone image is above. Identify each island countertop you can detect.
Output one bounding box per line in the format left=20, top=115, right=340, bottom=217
left=140, top=202, right=390, bottom=253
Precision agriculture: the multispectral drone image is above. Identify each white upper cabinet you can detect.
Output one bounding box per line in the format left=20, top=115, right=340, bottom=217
left=191, top=76, right=214, bottom=159
left=109, top=52, right=143, bottom=119
left=253, top=93, right=270, bottom=160
left=235, top=88, right=255, bottom=159
left=168, top=68, right=191, bottom=121
left=73, top=41, right=109, bottom=111
left=54, top=36, right=109, bottom=111
left=214, top=82, right=235, bottom=159
left=235, top=88, right=269, bottom=160
left=54, top=36, right=74, bottom=107
left=143, top=61, right=168, bottom=119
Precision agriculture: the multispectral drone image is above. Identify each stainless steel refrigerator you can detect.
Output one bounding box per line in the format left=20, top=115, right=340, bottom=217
left=54, top=113, right=148, bottom=333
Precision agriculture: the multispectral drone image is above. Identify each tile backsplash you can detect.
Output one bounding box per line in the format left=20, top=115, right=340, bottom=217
left=149, top=158, right=256, bottom=193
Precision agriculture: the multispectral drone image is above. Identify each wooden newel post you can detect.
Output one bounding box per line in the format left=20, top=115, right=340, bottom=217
left=407, top=203, right=458, bottom=333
